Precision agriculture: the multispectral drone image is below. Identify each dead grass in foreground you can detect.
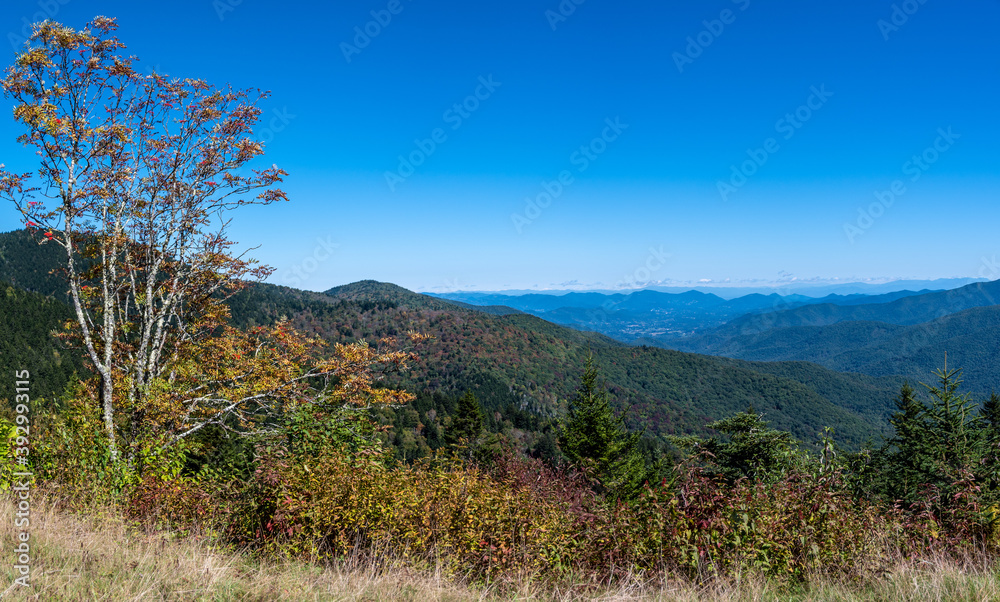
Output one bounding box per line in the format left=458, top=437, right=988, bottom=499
left=0, top=494, right=998, bottom=601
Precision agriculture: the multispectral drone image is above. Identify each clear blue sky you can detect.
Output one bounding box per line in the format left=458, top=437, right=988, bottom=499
left=1, top=0, right=998, bottom=292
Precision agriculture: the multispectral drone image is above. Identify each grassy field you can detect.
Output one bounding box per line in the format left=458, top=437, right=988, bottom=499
left=1, top=494, right=999, bottom=601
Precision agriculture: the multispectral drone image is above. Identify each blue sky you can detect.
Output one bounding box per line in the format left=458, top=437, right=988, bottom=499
left=1, top=0, right=998, bottom=292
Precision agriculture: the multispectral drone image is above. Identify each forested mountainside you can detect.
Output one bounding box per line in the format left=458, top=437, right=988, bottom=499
left=227, top=279, right=898, bottom=451
left=0, top=282, right=86, bottom=403
left=0, top=228, right=897, bottom=458
left=0, top=228, right=69, bottom=300
left=664, top=305, right=1000, bottom=396
left=0, top=231, right=85, bottom=401
left=432, top=287, right=939, bottom=342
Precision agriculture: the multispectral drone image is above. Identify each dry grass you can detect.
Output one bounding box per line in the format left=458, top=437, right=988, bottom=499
left=0, top=493, right=483, bottom=601
left=0, top=493, right=998, bottom=601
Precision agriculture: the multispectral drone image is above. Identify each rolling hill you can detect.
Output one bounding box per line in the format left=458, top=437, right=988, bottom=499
left=0, top=228, right=901, bottom=455
left=228, top=279, right=899, bottom=449
left=665, top=305, right=1000, bottom=395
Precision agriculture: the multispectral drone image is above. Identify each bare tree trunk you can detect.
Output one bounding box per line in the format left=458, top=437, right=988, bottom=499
left=102, top=372, right=117, bottom=461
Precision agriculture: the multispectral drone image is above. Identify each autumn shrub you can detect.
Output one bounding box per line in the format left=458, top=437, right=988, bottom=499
left=30, top=385, right=136, bottom=509
left=896, top=472, right=1000, bottom=556
left=125, top=474, right=223, bottom=534
left=29, top=353, right=1000, bottom=590
left=229, top=445, right=605, bottom=581
left=227, top=429, right=923, bottom=587
left=644, top=463, right=902, bottom=581
left=0, top=417, right=19, bottom=491
left=29, top=385, right=229, bottom=524
left=28, top=392, right=988, bottom=588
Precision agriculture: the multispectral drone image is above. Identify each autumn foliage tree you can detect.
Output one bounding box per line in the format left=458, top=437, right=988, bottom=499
left=0, top=18, right=412, bottom=466
left=143, top=319, right=417, bottom=440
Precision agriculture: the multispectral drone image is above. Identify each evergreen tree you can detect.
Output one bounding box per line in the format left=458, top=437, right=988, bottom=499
left=889, top=382, right=924, bottom=443
left=446, top=390, right=484, bottom=446
left=874, top=382, right=932, bottom=503
left=978, top=391, right=1000, bottom=493
left=671, top=408, right=795, bottom=483
left=533, top=430, right=560, bottom=462
left=876, top=370, right=995, bottom=513
left=706, top=410, right=795, bottom=482
left=980, top=391, right=1000, bottom=441
left=559, top=355, right=647, bottom=502
left=922, top=368, right=981, bottom=472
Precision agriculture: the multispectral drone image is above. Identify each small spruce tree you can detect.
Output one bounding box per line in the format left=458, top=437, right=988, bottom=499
left=705, top=410, right=795, bottom=482
left=446, top=390, right=484, bottom=447
left=922, top=368, right=981, bottom=472
left=880, top=382, right=933, bottom=502
left=878, top=370, right=994, bottom=513
left=671, top=408, right=795, bottom=483
left=982, top=391, right=1000, bottom=434
left=559, top=355, right=647, bottom=502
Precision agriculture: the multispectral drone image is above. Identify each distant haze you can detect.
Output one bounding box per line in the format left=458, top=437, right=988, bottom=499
left=420, top=278, right=987, bottom=300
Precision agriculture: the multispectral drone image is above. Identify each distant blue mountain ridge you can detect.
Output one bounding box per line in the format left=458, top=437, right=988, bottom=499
left=432, top=279, right=1000, bottom=394
left=428, top=284, right=948, bottom=341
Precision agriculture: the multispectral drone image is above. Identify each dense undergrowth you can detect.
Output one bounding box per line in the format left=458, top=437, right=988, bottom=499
left=7, top=363, right=1000, bottom=599
left=3, top=494, right=1000, bottom=601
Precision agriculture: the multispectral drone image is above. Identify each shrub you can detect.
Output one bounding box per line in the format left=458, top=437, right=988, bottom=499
left=31, top=384, right=136, bottom=508
left=230, top=446, right=605, bottom=580
left=229, top=435, right=915, bottom=585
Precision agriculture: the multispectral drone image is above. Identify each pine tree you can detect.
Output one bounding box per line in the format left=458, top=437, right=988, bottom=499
left=446, top=390, right=484, bottom=446
left=701, top=410, right=795, bottom=483
left=889, top=382, right=924, bottom=441
left=922, top=368, right=981, bottom=472
left=879, top=370, right=990, bottom=509
left=879, top=382, right=932, bottom=503
left=887, top=382, right=929, bottom=465
left=980, top=391, right=1000, bottom=440
left=559, top=355, right=647, bottom=502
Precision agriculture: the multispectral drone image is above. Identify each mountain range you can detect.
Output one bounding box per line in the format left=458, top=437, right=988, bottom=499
left=436, top=277, right=1000, bottom=396
left=430, top=287, right=942, bottom=341
left=665, top=281, right=1000, bottom=394
left=228, top=279, right=899, bottom=450
left=0, top=229, right=902, bottom=455
left=7, top=226, right=997, bottom=460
